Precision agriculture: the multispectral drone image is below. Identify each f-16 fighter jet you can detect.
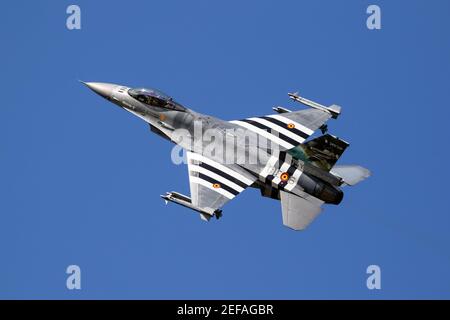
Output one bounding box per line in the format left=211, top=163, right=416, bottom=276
left=82, top=82, right=370, bottom=230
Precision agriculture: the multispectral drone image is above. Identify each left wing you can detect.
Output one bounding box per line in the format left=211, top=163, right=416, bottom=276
left=186, top=151, right=257, bottom=220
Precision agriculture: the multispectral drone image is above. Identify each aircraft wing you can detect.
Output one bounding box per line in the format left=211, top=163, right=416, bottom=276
left=229, top=108, right=333, bottom=150
left=185, top=151, right=257, bottom=220
left=280, top=190, right=324, bottom=230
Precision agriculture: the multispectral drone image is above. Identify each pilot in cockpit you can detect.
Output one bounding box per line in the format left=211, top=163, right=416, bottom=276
left=128, top=88, right=186, bottom=111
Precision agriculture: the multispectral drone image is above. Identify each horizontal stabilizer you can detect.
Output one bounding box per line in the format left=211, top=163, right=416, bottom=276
left=280, top=191, right=323, bottom=231
left=330, top=165, right=371, bottom=186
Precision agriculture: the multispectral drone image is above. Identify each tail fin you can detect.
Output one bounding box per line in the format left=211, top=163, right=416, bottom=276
left=287, top=134, right=349, bottom=171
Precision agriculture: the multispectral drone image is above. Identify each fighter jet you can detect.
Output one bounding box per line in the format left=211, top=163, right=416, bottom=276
left=82, top=82, right=370, bottom=230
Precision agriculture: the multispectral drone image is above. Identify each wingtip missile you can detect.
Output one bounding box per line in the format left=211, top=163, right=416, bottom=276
left=161, top=191, right=218, bottom=219
left=288, top=92, right=341, bottom=119
left=288, top=92, right=299, bottom=100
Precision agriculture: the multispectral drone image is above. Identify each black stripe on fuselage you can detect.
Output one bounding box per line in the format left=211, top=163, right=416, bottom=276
left=198, top=162, right=248, bottom=189
left=270, top=153, right=292, bottom=190
left=261, top=116, right=309, bottom=140
left=198, top=173, right=239, bottom=195
left=265, top=174, right=275, bottom=186
left=278, top=152, right=287, bottom=167
left=240, top=119, right=299, bottom=147
left=286, top=164, right=297, bottom=176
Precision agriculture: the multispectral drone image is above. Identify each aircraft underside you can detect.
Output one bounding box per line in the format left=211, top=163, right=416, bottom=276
left=83, top=82, right=370, bottom=231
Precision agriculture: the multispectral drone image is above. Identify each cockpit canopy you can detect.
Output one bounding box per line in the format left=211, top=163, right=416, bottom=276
left=128, top=88, right=186, bottom=111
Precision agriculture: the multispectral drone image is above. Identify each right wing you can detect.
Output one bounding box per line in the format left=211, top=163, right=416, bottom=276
left=229, top=109, right=333, bottom=150
left=280, top=190, right=324, bottom=230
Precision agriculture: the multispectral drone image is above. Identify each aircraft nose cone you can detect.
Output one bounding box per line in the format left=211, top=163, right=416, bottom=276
left=81, top=81, right=116, bottom=99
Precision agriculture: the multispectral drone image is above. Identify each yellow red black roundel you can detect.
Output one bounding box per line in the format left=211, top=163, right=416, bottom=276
left=287, top=123, right=295, bottom=129
left=280, top=172, right=289, bottom=181
left=213, top=183, right=221, bottom=189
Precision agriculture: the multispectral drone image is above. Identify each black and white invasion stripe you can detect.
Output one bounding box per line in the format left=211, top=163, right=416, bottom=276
left=187, top=152, right=254, bottom=199
left=230, top=114, right=313, bottom=149
left=259, top=151, right=303, bottom=192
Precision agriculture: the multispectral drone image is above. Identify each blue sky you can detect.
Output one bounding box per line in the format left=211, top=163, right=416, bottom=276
left=1, top=0, right=450, bottom=299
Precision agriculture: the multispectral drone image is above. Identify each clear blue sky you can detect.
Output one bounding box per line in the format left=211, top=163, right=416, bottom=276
left=1, top=0, right=450, bottom=299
